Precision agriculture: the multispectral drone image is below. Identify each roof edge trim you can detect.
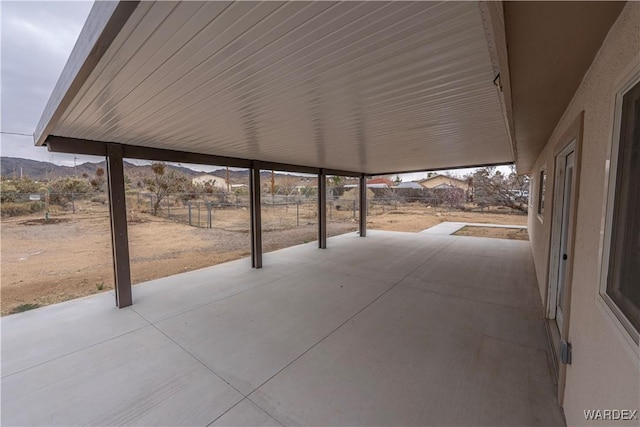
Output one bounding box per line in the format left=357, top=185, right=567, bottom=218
left=44, top=136, right=362, bottom=177
left=366, top=161, right=515, bottom=178
left=478, top=1, right=518, bottom=170
left=34, top=1, right=139, bottom=146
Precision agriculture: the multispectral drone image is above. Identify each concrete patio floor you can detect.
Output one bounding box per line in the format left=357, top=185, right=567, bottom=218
left=1, top=230, right=565, bottom=426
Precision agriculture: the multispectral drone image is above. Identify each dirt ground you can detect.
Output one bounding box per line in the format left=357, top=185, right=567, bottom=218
left=0, top=202, right=525, bottom=315
left=454, top=226, right=529, bottom=240
left=365, top=205, right=527, bottom=232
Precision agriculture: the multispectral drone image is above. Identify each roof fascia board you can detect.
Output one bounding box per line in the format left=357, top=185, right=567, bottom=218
left=45, top=136, right=361, bottom=176
left=478, top=1, right=518, bottom=169
left=46, top=136, right=250, bottom=168
left=258, top=161, right=318, bottom=175
left=34, top=1, right=140, bottom=147
left=323, top=169, right=362, bottom=178
left=366, top=161, right=514, bottom=177
left=46, top=135, right=512, bottom=177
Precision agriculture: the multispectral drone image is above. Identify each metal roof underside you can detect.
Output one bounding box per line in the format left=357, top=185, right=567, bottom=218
left=36, top=1, right=513, bottom=174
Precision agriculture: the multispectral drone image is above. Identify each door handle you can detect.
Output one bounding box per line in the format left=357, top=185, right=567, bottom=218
left=563, top=254, right=568, bottom=260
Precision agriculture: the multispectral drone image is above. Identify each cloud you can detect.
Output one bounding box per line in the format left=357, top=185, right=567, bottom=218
left=1, top=1, right=93, bottom=163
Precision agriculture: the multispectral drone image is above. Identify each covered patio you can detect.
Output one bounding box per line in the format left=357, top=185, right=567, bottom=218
left=2, top=231, right=564, bottom=426
left=4, top=0, right=628, bottom=424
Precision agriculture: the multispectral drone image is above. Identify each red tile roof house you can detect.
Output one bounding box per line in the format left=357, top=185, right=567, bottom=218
left=366, top=177, right=395, bottom=188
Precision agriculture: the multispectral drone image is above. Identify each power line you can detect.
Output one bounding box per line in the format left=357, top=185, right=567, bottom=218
left=0, top=131, right=33, bottom=137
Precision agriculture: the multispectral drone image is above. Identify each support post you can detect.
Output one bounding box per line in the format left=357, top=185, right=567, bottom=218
left=359, top=174, right=367, bottom=237
left=250, top=161, right=263, bottom=268
left=318, top=169, right=327, bottom=249
left=106, top=144, right=132, bottom=308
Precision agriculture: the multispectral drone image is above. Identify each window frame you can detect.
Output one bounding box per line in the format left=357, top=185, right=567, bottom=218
left=597, top=61, right=640, bottom=353
left=537, top=166, right=546, bottom=222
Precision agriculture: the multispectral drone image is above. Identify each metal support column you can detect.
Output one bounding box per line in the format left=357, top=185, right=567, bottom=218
left=359, top=174, right=367, bottom=237
left=249, top=161, right=263, bottom=268
left=106, top=144, right=132, bottom=307
left=318, top=169, right=327, bottom=249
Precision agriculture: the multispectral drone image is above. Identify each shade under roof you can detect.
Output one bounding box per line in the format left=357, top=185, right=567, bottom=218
left=36, top=1, right=514, bottom=174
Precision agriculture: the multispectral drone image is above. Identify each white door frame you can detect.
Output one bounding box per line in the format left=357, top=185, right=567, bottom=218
left=547, top=140, right=576, bottom=326
left=547, top=144, right=576, bottom=332
left=542, top=113, right=584, bottom=406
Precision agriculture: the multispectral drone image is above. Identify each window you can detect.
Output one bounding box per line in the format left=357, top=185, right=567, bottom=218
left=537, top=169, right=546, bottom=216
left=605, top=78, right=640, bottom=340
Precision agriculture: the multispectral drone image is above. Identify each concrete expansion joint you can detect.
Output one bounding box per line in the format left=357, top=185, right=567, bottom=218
left=0, top=322, right=150, bottom=380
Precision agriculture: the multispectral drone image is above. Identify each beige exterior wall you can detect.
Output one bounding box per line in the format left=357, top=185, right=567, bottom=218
left=192, top=174, right=227, bottom=190
left=418, top=175, right=469, bottom=191
left=527, top=3, right=639, bottom=425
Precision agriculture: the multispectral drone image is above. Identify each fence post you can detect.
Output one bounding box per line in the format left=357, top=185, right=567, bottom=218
left=208, top=202, right=212, bottom=228
left=198, top=202, right=201, bottom=227
left=137, top=192, right=140, bottom=209
left=188, top=202, right=192, bottom=226
left=297, top=202, right=300, bottom=227
left=150, top=195, right=153, bottom=214
left=71, top=192, right=75, bottom=214
left=329, top=202, right=332, bottom=220
left=353, top=199, right=356, bottom=219
left=382, top=202, right=385, bottom=214
left=167, top=199, right=170, bottom=219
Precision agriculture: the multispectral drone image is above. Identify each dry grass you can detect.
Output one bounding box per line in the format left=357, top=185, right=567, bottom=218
left=454, top=226, right=529, bottom=241
left=366, top=204, right=527, bottom=232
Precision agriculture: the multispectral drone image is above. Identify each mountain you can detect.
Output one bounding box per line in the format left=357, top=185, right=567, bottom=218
left=0, top=157, right=308, bottom=184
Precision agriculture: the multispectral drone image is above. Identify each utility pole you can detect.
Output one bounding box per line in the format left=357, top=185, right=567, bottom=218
left=74, top=156, right=78, bottom=176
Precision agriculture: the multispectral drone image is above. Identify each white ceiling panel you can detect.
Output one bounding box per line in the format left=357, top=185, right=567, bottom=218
left=44, top=1, right=513, bottom=174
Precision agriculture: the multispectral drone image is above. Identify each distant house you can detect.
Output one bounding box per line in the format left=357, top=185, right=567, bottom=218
left=191, top=174, right=227, bottom=191
left=395, top=182, right=423, bottom=189
left=366, top=177, right=394, bottom=188
left=417, top=174, right=469, bottom=191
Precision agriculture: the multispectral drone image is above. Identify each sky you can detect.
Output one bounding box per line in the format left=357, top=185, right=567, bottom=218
left=1, top=1, right=97, bottom=165
left=0, top=1, right=511, bottom=181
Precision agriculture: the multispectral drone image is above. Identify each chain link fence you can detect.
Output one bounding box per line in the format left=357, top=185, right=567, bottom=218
left=1, top=187, right=515, bottom=224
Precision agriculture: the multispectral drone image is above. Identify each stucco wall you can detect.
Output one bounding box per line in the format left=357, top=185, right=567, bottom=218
left=418, top=175, right=469, bottom=191
left=527, top=2, right=640, bottom=425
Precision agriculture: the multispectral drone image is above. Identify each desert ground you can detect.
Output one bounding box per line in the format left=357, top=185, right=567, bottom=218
left=0, top=202, right=526, bottom=315
left=454, top=225, right=529, bottom=240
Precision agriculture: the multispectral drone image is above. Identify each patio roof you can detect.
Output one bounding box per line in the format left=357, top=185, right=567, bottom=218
left=34, top=1, right=624, bottom=175
left=1, top=231, right=565, bottom=426
left=36, top=1, right=513, bottom=175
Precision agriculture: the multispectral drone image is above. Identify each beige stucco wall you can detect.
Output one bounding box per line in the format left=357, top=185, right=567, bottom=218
left=527, top=3, right=639, bottom=425
left=419, top=175, right=469, bottom=191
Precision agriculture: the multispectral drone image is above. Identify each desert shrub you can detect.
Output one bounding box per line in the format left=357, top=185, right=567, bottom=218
left=91, top=195, right=107, bottom=204
left=48, top=177, right=93, bottom=207
left=0, top=178, right=45, bottom=202
left=0, top=201, right=42, bottom=217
